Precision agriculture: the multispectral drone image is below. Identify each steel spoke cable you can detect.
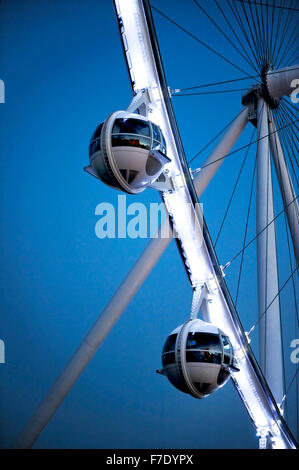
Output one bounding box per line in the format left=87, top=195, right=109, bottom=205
left=282, top=369, right=299, bottom=409
left=272, top=0, right=292, bottom=64
left=172, top=75, right=261, bottom=93
left=273, top=107, right=299, bottom=189
left=269, top=0, right=276, bottom=64
left=250, top=0, right=266, bottom=66
left=279, top=106, right=299, bottom=160
left=281, top=99, right=299, bottom=126
left=247, top=265, right=299, bottom=337
left=257, top=0, right=268, bottom=63
left=271, top=0, right=298, bottom=66
left=214, top=126, right=256, bottom=248
left=214, top=0, right=260, bottom=74
left=174, top=66, right=299, bottom=93
left=273, top=104, right=299, bottom=152
left=279, top=102, right=299, bottom=143
left=233, top=0, right=299, bottom=12
left=188, top=111, right=243, bottom=164
left=280, top=51, right=299, bottom=71
left=172, top=87, right=250, bottom=96
left=234, top=151, right=257, bottom=307
left=273, top=108, right=299, bottom=189
left=217, top=107, right=262, bottom=308
left=272, top=0, right=288, bottom=67
left=248, top=0, right=266, bottom=66
left=270, top=0, right=284, bottom=66
left=278, top=104, right=299, bottom=168
left=273, top=106, right=299, bottom=216
left=281, top=368, right=299, bottom=442
left=191, top=0, right=259, bottom=74
left=263, top=0, right=272, bottom=64
left=228, top=0, right=263, bottom=71
left=275, top=105, right=299, bottom=168
left=282, top=96, right=299, bottom=116
left=189, top=117, right=299, bottom=167
left=280, top=38, right=299, bottom=68
left=272, top=102, right=298, bottom=206
left=284, top=214, right=299, bottom=328
left=276, top=22, right=299, bottom=68
left=225, top=194, right=299, bottom=268
left=265, top=0, right=275, bottom=65
left=273, top=0, right=297, bottom=67
left=230, top=0, right=262, bottom=68
left=281, top=366, right=298, bottom=421
left=151, top=4, right=259, bottom=82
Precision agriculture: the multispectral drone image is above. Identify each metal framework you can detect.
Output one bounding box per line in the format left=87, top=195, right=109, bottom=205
left=12, top=0, right=298, bottom=450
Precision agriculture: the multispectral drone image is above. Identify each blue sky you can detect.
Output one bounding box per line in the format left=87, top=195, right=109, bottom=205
left=0, top=0, right=297, bottom=449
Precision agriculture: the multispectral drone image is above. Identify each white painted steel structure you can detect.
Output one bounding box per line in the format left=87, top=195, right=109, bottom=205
left=12, top=0, right=298, bottom=450
left=112, top=0, right=297, bottom=449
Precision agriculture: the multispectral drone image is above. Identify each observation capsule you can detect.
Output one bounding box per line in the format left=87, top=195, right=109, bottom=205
left=160, top=318, right=237, bottom=398
left=86, top=111, right=170, bottom=194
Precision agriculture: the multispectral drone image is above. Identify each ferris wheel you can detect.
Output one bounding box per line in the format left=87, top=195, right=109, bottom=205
left=13, top=0, right=298, bottom=450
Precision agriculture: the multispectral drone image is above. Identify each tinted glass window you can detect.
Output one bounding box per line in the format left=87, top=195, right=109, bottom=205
left=162, top=352, right=176, bottom=367
left=222, top=335, right=232, bottom=351
left=111, top=134, right=151, bottom=150
left=186, top=350, right=222, bottom=364
left=112, top=118, right=150, bottom=136
left=152, top=123, right=161, bottom=141
left=91, top=123, right=103, bottom=141
left=162, top=334, right=177, bottom=354
left=223, top=355, right=231, bottom=365
left=222, top=335, right=232, bottom=364
left=152, top=141, right=166, bottom=155
left=89, top=138, right=101, bottom=157
left=186, top=333, right=221, bottom=352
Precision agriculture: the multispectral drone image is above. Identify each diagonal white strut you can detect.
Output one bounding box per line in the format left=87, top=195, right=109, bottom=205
left=268, top=110, right=299, bottom=265
left=256, top=98, right=284, bottom=407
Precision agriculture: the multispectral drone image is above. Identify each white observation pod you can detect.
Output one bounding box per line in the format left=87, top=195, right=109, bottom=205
left=85, top=111, right=170, bottom=194
left=160, top=318, right=237, bottom=399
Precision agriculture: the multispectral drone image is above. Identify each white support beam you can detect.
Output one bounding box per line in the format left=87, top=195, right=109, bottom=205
left=256, top=98, right=284, bottom=406
left=268, top=110, right=299, bottom=265
left=193, top=108, right=248, bottom=196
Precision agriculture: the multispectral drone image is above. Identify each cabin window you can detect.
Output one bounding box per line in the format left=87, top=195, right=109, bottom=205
left=112, top=118, right=150, bottom=136
left=186, top=350, right=222, bottom=364
left=163, top=334, right=177, bottom=354
left=186, top=333, right=222, bottom=353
